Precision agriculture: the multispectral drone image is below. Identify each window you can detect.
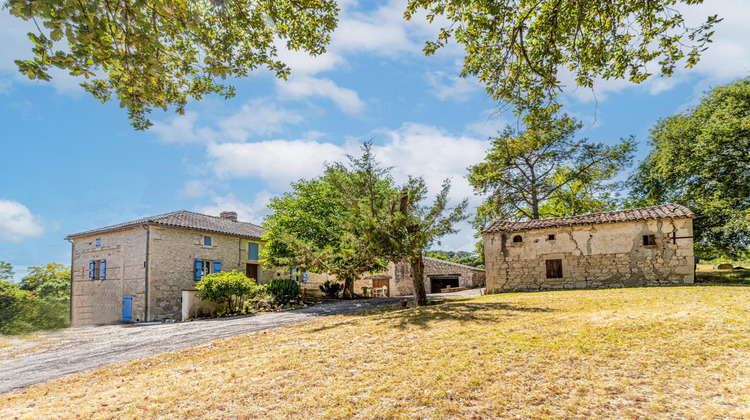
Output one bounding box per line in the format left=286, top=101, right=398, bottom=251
left=548, top=234, right=556, bottom=241
left=89, top=259, right=106, bottom=280
left=203, top=236, right=212, bottom=246
left=248, top=243, right=259, bottom=260
left=546, top=259, right=563, bottom=279
left=290, top=268, right=307, bottom=283
left=643, top=234, right=656, bottom=246
left=512, top=235, right=523, bottom=243
left=96, top=237, right=101, bottom=248
left=194, top=259, right=221, bottom=281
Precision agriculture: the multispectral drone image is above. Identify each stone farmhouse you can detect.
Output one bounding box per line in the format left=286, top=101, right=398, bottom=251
left=482, top=203, right=695, bottom=292
left=67, top=210, right=485, bottom=325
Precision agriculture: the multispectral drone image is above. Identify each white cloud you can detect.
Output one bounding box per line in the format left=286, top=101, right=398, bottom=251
left=427, top=71, right=481, bottom=103
left=196, top=192, right=273, bottom=225
left=276, top=76, right=365, bottom=114
left=0, top=199, right=45, bottom=242
left=275, top=47, right=346, bottom=76
left=207, top=137, right=348, bottom=189
left=151, top=99, right=304, bottom=143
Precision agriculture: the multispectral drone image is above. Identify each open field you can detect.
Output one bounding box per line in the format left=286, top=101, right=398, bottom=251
left=2, top=285, right=749, bottom=419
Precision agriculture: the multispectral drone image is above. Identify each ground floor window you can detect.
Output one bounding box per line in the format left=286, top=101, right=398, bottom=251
left=546, top=259, right=563, bottom=279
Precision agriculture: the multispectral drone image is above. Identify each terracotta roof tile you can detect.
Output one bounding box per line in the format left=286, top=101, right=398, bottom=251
left=482, top=203, right=694, bottom=235
left=65, top=210, right=265, bottom=239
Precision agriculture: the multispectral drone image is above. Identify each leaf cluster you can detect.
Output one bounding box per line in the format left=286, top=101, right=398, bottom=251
left=7, top=0, right=338, bottom=129
left=630, top=77, right=750, bottom=258
left=405, top=0, right=721, bottom=124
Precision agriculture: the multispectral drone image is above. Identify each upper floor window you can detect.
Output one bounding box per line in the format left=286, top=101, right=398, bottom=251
left=512, top=235, right=523, bottom=243
left=643, top=234, right=656, bottom=246
left=89, top=259, right=106, bottom=280
left=194, top=259, right=221, bottom=281
left=548, top=234, right=555, bottom=241
left=96, top=237, right=101, bottom=248
left=248, top=243, right=259, bottom=260
left=203, top=236, right=212, bottom=246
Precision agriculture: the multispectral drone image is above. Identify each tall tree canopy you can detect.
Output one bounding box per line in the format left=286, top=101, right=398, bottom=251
left=405, top=0, right=721, bottom=123
left=263, top=145, right=390, bottom=297
left=630, top=77, right=750, bottom=258
left=7, top=0, right=338, bottom=129
left=468, top=117, right=634, bottom=227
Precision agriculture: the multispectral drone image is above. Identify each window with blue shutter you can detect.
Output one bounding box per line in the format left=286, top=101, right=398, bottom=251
left=99, top=259, right=106, bottom=280
left=96, top=237, right=101, bottom=248
left=290, top=268, right=297, bottom=281
left=302, top=270, right=308, bottom=284
left=204, top=236, right=212, bottom=246
left=248, top=243, right=259, bottom=260
left=213, top=260, right=222, bottom=273
left=194, top=259, right=202, bottom=281
left=89, top=260, right=95, bottom=280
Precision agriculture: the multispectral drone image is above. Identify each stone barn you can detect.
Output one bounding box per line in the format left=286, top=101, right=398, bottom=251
left=356, top=257, right=486, bottom=297
left=482, top=204, right=695, bottom=292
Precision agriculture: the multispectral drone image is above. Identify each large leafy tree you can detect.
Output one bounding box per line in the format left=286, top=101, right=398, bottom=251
left=630, top=77, right=750, bottom=258
left=468, top=117, right=634, bottom=226
left=20, top=263, right=71, bottom=296
left=405, top=0, right=721, bottom=123
left=7, top=0, right=338, bottom=129
left=263, top=146, right=389, bottom=297
left=373, top=177, right=468, bottom=306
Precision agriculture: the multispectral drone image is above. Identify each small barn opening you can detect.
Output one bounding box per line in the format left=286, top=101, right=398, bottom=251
left=430, top=276, right=459, bottom=293
left=512, top=235, right=523, bottom=243
left=643, top=234, right=656, bottom=246
left=546, top=259, right=563, bottom=279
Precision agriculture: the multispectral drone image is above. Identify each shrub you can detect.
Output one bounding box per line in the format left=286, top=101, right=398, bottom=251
left=0, top=280, right=68, bottom=335
left=266, top=278, right=301, bottom=305
left=196, top=270, right=259, bottom=314
left=319, top=280, right=342, bottom=298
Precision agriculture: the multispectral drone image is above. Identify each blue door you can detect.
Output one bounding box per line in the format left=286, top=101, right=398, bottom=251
left=122, top=295, right=133, bottom=322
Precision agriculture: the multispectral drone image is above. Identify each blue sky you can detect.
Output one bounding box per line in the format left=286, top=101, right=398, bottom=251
left=1, top=0, right=749, bottom=280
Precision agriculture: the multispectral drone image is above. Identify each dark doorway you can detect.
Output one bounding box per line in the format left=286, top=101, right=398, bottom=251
left=246, top=263, right=259, bottom=282
left=430, top=277, right=459, bottom=293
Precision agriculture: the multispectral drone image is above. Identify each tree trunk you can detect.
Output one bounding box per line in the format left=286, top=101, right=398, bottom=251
left=343, top=276, right=354, bottom=299
left=410, top=256, right=428, bottom=306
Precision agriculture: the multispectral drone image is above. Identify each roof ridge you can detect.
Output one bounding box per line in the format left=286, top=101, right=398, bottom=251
left=178, top=209, right=264, bottom=228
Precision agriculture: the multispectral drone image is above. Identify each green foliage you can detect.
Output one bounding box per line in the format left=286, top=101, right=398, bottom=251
left=0, top=261, right=14, bottom=281
left=20, top=263, right=70, bottom=296
left=405, top=0, right=721, bottom=124
left=319, top=280, right=342, bottom=298
left=630, top=77, right=750, bottom=258
left=468, top=117, right=634, bottom=227
left=196, top=270, right=259, bottom=314
left=266, top=278, right=301, bottom=305
left=0, top=280, right=68, bottom=335
left=7, top=0, right=338, bottom=130
left=263, top=143, right=390, bottom=297
left=425, top=250, right=483, bottom=269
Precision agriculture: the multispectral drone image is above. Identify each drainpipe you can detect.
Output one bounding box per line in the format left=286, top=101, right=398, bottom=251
left=142, top=224, right=150, bottom=322
left=66, top=238, right=74, bottom=326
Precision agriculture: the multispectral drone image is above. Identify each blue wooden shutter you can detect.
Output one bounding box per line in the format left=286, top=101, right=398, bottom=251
left=96, top=237, right=101, bottom=248
left=204, top=236, right=211, bottom=246
left=290, top=268, right=296, bottom=281
left=89, top=260, right=95, bottom=280
left=302, top=271, right=308, bottom=284
left=99, top=259, right=106, bottom=280
left=248, top=243, right=259, bottom=260
left=194, top=259, right=202, bottom=281
left=213, top=260, right=222, bottom=273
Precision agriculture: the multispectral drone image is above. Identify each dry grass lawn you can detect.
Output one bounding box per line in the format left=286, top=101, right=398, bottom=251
left=2, top=285, right=750, bottom=419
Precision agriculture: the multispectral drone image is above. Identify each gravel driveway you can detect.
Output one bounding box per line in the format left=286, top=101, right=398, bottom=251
left=0, top=289, right=481, bottom=394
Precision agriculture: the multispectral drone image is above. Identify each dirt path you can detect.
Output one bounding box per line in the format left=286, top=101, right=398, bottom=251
left=0, top=289, right=481, bottom=394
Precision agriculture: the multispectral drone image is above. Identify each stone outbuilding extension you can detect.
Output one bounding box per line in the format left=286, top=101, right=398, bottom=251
left=482, top=203, right=695, bottom=292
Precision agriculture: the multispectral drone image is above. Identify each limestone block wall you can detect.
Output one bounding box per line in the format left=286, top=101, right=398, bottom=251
left=70, top=227, right=147, bottom=326
left=147, top=226, right=273, bottom=321
left=392, top=258, right=486, bottom=296
left=484, top=218, right=694, bottom=292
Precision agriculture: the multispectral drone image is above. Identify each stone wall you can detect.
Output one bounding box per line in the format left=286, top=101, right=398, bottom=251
left=357, top=258, right=486, bottom=297
left=70, top=227, right=147, bottom=326
left=484, top=218, right=694, bottom=292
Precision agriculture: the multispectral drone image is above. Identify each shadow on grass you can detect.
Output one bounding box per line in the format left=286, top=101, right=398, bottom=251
left=696, top=269, right=750, bottom=285
left=304, top=300, right=554, bottom=332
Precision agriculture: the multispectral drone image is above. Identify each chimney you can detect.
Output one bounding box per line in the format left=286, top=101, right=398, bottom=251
left=220, top=211, right=238, bottom=221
